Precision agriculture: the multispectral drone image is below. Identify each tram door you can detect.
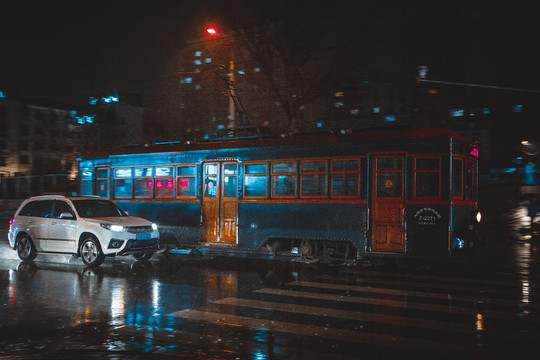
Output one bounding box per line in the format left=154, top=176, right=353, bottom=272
left=202, top=161, right=238, bottom=244
left=370, top=155, right=405, bottom=252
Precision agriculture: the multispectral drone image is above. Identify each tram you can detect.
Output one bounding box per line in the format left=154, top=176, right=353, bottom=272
left=78, top=127, right=481, bottom=263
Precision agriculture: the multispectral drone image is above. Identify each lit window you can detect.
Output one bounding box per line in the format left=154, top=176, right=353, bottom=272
left=114, top=168, right=133, bottom=198
left=373, top=107, right=381, bottom=113
left=272, top=162, right=296, bottom=197
left=450, top=109, right=464, bottom=117
left=195, top=51, right=201, bottom=57
left=300, top=161, right=326, bottom=197
left=513, top=105, right=523, bottom=112
left=331, top=159, right=360, bottom=197
left=244, top=163, right=267, bottom=197
left=155, top=167, right=174, bottom=198
left=194, top=59, right=202, bottom=65
left=177, top=165, right=196, bottom=197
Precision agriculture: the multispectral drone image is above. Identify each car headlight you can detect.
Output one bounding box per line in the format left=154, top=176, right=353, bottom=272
left=100, top=224, right=125, bottom=232
left=476, top=211, right=482, bottom=223
left=152, top=223, right=158, bottom=231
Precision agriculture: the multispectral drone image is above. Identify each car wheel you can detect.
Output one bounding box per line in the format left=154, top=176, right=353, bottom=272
left=80, top=236, right=105, bottom=267
left=17, top=234, right=37, bottom=261
left=133, top=252, right=153, bottom=262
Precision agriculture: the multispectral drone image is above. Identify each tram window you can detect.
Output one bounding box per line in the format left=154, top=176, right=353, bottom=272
left=377, top=173, right=402, bottom=197
left=452, top=158, right=463, bottom=198
left=244, top=163, right=267, bottom=197
left=114, top=168, right=133, bottom=198
left=272, top=162, right=296, bottom=197
left=415, top=158, right=440, bottom=197
left=331, top=159, right=359, bottom=197
left=224, top=164, right=238, bottom=197
left=155, top=167, right=173, bottom=198
left=80, top=169, right=94, bottom=196
left=301, top=161, right=326, bottom=197
left=96, top=168, right=109, bottom=198
left=134, top=167, right=153, bottom=198
left=204, top=163, right=218, bottom=197
left=377, top=158, right=402, bottom=171
left=332, top=160, right=359, bottom=172
left=177, top=165, right=196, bottom=197
left=464, top=160, right=474, bottom=199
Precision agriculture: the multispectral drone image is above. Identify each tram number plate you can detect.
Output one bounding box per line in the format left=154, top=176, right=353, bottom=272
left=137, top=233, right=151, bottom=240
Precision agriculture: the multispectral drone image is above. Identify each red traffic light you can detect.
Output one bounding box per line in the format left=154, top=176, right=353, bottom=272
left=206, top=27, right=217, bottom=35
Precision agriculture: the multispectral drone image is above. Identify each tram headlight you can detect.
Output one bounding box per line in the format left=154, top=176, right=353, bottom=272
left=476, top=211, right=482, bottom=223
left=151, top=223, right=158, bottom=231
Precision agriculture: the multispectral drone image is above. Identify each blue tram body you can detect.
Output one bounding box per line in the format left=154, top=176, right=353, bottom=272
left=78, top=128, right=481, bottom=263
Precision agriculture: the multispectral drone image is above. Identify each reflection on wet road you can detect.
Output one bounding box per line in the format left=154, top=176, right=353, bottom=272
left=0, top=198, right=539, bottom=359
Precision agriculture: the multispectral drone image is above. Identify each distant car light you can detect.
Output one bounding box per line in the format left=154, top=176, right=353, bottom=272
left=476, top=211, right=482, bottom=223
left=152, top=223, right=158, bottom=231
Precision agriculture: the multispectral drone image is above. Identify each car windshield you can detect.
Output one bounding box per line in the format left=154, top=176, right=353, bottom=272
left=72, top=199, right=126, bottom=218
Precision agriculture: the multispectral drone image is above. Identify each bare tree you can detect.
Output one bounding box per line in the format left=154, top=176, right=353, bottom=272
left=207, top=1, right=359, bottom=133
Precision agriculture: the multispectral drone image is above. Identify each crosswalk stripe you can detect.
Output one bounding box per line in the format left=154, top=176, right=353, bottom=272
left=318, top=273, right=535, bottom=294
left=338, top=268, right=540, bottom=285
left=289, top=280, right=538, bottom=309
left=255, top=288, right=540, bottom=321
left=173, top=309, right=493, bottom=357
left=213, top=296, right=536, bottom=341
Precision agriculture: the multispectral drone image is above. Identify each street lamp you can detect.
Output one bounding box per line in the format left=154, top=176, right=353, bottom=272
left=206, top=26, right=236, bottom=129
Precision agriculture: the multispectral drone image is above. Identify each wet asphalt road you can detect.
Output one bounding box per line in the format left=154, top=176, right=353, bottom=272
left=1, top=192, right=539, bottom=359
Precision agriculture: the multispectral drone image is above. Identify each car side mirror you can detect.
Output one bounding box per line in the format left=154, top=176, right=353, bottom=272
left=60, top=212, right=75, bottom=220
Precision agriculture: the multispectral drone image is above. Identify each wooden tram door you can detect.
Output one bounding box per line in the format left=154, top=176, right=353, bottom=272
left=370, top=155, right=405, bottom=252
left=202, top=161, right=238, bottom=244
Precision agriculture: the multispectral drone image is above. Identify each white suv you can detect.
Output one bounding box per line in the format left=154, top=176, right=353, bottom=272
left=8, top=195, right=159, bottom=267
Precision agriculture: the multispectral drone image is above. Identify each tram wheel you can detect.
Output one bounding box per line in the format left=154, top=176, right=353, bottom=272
left=300, top=240, right=321, bottom=263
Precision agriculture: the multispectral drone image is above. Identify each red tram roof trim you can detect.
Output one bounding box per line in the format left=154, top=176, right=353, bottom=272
left=82, top=127, right=470, bottom=158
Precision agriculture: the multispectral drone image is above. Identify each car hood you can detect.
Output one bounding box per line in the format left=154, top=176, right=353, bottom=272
left=83, top=217, right=153, bottom=226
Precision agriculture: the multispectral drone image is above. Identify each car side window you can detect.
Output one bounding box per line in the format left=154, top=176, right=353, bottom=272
left=31, top=200, right=54, bottom=218
left=53, top=200, right=76, bottom=219
left=18, top=202, right=35, bottom=216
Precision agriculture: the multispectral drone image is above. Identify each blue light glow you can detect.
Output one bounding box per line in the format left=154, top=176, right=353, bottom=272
left=218, top=124, right=225, bottom=129
left=194, top=59, right=202, bottom=65
left=74, top=114, right=96, bottom=124
left=450, top=109, right=464, bottom=117
left=0, top=90, right=6, bottom=98
left=254, top=68, right=261, bottom=72
left=89, top=95, right=119, bottom=105
left=238, top=70, right=245, bottom=75
left=513, top=105, right=523, bottom=112
left=482, top=107, right=490, bottom=114
left=103, top=95, right=119, bottom=103
left=205, top=58, right=212, bottom=63
left=385, top=115, right=396, bottom=122
left=195, top=51, right=201, bottom=57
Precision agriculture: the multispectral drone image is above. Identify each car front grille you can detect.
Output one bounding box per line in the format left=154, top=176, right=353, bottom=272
left=126, top=226, right=153, bottom=234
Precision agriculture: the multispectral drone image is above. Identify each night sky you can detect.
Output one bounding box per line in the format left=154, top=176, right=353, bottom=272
left=2, top=1, right=540, bottom=106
